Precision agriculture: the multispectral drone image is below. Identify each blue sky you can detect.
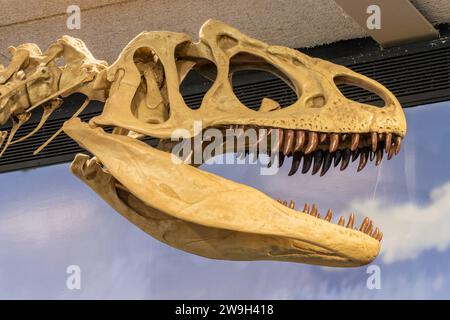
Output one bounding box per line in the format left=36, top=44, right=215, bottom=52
left=1, top=101, right=450, bottom=299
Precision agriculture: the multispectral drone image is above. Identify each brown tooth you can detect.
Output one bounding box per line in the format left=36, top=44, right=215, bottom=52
left=395, top=136, right=402, bottom=155
left=312, top=150, right=323, bottom=175
left=346, top=213, right=355, bottom=228
left=385, top=133, right=392, bottom=153
left=282, top=200, right=288, bottom=206
left=289, top=200, right=295, bottom=209
left=357, top=148, right=369, bottom=172
left=310, top=204, right=318, bottom=217
left=387, top=146, right=394, bottom=160
left=320, top=133, right=327, bottom=143
left=288, top=152, right=302, bottom=176
left=340, top=149, right=351, bottom=171
left=320, top=152, right=333, bottom=176
left=303, top=203, right=310, bottom=213
left=351, top=148, right=360, bottom=162
left=283, top=130, right=295, bottom=155
left=377, top=232, right=383, bottom=241
left=341, top=133, right=348, bottom=142
left=317, top=213, right=321, bottom=219
left=338, top=216, right=345, bottom=226
left=375, top=148, right=383, bottom=166
left=278, top=129, right=285, bottom=151
left=351, top=133, right=360, bottom=151
left=365, top=220, right=373, bottom=234
left=371, top=132, right=378, bottom=153
left=329, top=133, right=339, bottom=153
left=304, top=132, right=318, bottom=154
left=372, top=227, right=379, bottom=239
left=294, top=130, right=306, bottom=152
left=359, top=217, right=369, bottom=232
left=302, top=153, right=313, bottom=174
left=334, top=150, right=342, bottom=167
left=325, top=209, right=333, bottom=222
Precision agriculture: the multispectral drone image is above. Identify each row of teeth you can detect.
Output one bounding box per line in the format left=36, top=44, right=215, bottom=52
left=228, top=126, right=403, bottom=176
left=277, top=199, right=383, bottom=242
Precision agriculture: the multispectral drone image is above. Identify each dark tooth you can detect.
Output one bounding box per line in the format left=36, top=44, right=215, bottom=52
left=302, top=153, right=313, bottom=173
left=338, top=216, right=345, bottom=226
left=341, top=133, right=348, bottom=142
left=303, top=203, right=310, bottom=213
left=371, top=132, right=378, bottom=152
left=294, top=130, right=306, bottom=152
left=329, top=133, right=339, bottom=153
left=279, top=152, right=286, bottom=167
left=320, top=152, right=333, bottom=176
left=346, top=213, right=355, bottom=228
left=282, top=200, right=288, bottom=206
left=334, top=150, right=342, bottom=167
left=277, top=199, right=282, bottom=203
left=357, top=148, right=369, bottom=172
left=317, top=213, right=321, bottom=219
left=351, top=148, right=360, bottom=162
left=310, top=204, right=318, bottom=217
left=385, top=133, right=392, bottom=153
left=283, top=130, right=295, bottom=155
left=395, top=136, right=402, bottom=155
left=376, top=148, right=383, bottom=166
left=304, top=132, right=318, bottom=154
left=340, top=149, right=351, bottom=171
left=320, top=133, right=327, bottom=143
left=325, top=209, right=333, bottom=222
left=370, top=149, right=376, bottom=161
left=387, top=146, right=394, bottom=160
left=359, top=217, right=369, bottom=232
left=312, top=150, right=323, bottom=175
left=351, top=133, right=360, bottom=151
left=288, top=152, right=302, bottom=176
left=289, top=200, right=295, bottom=209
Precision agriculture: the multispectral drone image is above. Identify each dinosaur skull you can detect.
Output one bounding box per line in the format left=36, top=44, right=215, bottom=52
left=62, top=20, right=406, bottom=267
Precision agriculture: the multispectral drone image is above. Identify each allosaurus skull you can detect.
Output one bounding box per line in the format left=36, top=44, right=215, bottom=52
left=1, top=20, right=407, bottom=267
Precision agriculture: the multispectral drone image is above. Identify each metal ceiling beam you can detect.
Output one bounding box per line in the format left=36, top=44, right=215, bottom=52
left=335, top=0, right=438, bottom=47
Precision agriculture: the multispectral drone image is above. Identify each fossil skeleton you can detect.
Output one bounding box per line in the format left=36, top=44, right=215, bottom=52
left=0, top=20, right=406, bottom=267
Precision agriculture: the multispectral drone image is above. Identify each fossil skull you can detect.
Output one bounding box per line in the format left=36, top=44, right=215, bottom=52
left=1, top=20, right=407, bottom=267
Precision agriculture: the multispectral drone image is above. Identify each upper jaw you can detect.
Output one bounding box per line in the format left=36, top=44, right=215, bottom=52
left=63, top=118, right=380, bottom=267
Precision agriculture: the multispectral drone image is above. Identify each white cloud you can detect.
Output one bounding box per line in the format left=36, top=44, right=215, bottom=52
left=347, top=181, right=450, bottom=264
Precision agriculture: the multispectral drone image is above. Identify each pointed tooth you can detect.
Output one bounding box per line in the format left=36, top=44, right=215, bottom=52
left=372, top=227, right=379, bottom=239
left=302, top=153, right=313, bottom=174
left=340, top=149, right=351, bottom=171
left=294, top=130, right=306, bottom=152
left=312, top=150, right=323, bottom=175
left=376, top=148, right=383, bottom=166
left=303, top=203, right=310, bottom=213
left=277, top=199, right=282, bottom=203
left=377, top=232, right=383, bottom=241
left=351, top=133, right=360, bottom=151
left=387, top=147, right=394, bottom=160
left=334, top=150, right=342, bottom=167
left=283, top=130, right=295, bottom=155
left=395, top=136, right=402, bottom=155
left=317, top=213, right=321, bottom=219
left=329, top=133, right=339, bottom=153
left=357, top=148, right=369, bottom=172
left=289, top=200, right=295, bottom=209
left=320, top=133, right=327, bottom=143
left=338, top=216, right=345, bottom=226
left=288, top=152, right=302, bottom=176
left=369, top=149, right=376, bottom=161
left=365, top=220, right=373, bottom=234
left=371, top=132, right=378, bottom=152
left=385, top=133, right=392, bottom=153
left=346, top=213, right=355, bottom=228
left=320, top=152, right=333, bottom=176
left=304, top=132, right=318, bottom=154
left=359, top=217, right=369, bottom=232
left=282, top=200, right=288, bottom=206
left=310, top=204, right=318, bottom=217
left=351, top=148, right=360, bottom=162
left=325, top=209, right=332, bottom=222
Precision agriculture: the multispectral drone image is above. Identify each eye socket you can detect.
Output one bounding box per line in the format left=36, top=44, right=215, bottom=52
left=334, top=75, right=386, bottom=107
left=229, top=53, right=298, bottom=111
